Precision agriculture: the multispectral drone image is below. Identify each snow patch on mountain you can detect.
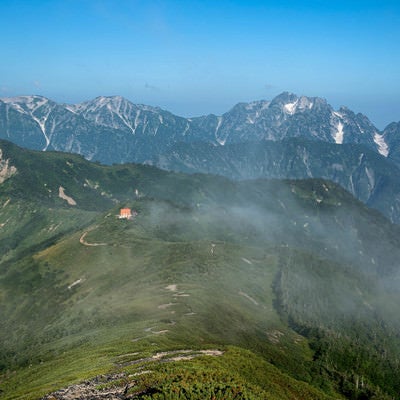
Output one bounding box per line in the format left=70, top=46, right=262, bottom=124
left=334, top=121, right=344, bottom=144
left=181, top=122, right=190, bottom=136
left=133, top=110, right=141, bottom=134
left=365, top=166, right=375, bottom=191
left=333, top=111, right=343, bottom=119
left=331, top=112, right=345, bottom=144
left=282, top=96, right=313, bottom=115
left=215, top=116, right=223, bottom=134
left=32, top=113, right=52, bottom=150
left=1, top=96, right=54, bottom=150
left=373, top=133, right=389, bottom=157
left=215, top=116, right=228, bottom=145
left=0, top=95, right=48, bottom=113
left=216, top=134, right=228, bottom=146
left=64, top=104, right=78, bottom=114
left=112, top=99, right=136, bottom=134
left=246, top=115, right=256, bottom=124
left=284, top=100, right=298, bottom=115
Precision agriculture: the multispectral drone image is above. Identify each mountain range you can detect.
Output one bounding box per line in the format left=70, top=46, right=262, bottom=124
left=0, top=92, right=397, bottom=161
left=1, top=139, right=400, bottom=399
left=1, top=92, right=400, bottom=225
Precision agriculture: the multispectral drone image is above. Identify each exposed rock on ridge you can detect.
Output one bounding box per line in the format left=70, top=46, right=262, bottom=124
left=0, top=148, right=17, bottom=183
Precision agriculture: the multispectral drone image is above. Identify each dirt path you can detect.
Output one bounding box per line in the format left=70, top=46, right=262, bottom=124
left=238, top=290, right=259, bottom=306
left=117, top=349, right=224, bottom=367
left=157, top=302, right=177, bottom=310
left=165, top=284, right=178, bottom=292
left=79, top=230, right=107, bottom=247
left=67, top=278, right=85, bottom=290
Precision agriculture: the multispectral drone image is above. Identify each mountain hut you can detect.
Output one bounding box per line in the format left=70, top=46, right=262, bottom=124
left=119, top=208, right=132, bottom=219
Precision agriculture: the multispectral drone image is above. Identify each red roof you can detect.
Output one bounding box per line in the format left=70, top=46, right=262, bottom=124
left=120, top=208, right=132, bottom=216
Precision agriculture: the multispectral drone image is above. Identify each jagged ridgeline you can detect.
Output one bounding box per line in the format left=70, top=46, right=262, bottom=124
left=2, top=93, right=400, bottom=225
left=1, top=140, right=400, bottom=399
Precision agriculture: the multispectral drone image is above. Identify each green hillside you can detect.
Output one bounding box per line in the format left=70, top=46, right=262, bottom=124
left=1, top=140, right=400, bottom=399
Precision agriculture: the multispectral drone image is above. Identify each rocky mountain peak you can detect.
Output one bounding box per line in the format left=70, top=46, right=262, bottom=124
left=269, top=92, right=328, bottom=115
left=270, top=91, right=298, bottom=105
left=0, top=95, right=52, bottom=115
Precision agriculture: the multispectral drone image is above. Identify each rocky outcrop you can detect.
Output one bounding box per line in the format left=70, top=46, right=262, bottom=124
left=41, top=349, right=224, bottom=399
left=41, top=373, right=131, bottom=400
left=0, top=148, right=17, bottom=184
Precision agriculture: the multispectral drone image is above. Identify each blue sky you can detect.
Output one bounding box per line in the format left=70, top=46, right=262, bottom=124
left=1, top=0, right=399, bottom=128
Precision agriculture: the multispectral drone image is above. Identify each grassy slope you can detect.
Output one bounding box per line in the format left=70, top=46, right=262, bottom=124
left=0, top=197, right=397, bottom=399
left=1, top=141, right=400, bottom=398
left=1, top=208, right=338, bottom=399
